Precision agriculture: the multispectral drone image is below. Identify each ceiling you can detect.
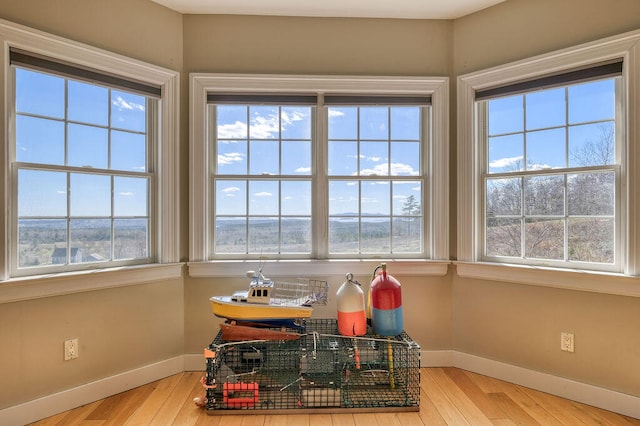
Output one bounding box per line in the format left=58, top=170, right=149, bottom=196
left=151, top=0, right=507, bottom=20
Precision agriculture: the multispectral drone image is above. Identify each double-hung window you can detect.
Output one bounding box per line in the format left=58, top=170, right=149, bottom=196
left=1, top=20, right=179, bottom=285
left=190, top=74, right=449, bottom=276
left=458, top=30, right=640, bottom=290
left=12, top=51, right=157, bottom=274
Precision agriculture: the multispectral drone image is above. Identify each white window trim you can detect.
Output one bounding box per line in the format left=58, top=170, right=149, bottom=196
left=0, top=19, right=181, bottom=302
left=457, top=29, right=640, bottom=296
left=189, top=73, right=450, bottom=277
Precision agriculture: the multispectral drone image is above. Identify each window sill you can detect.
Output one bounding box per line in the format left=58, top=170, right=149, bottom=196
left=188, top=259, right=450, bottom=279
left=454, top=261, right=640, bottom=298
left=0, top=263, right=184, bottom=304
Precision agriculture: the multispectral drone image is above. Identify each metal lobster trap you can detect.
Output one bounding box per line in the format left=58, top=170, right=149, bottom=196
left=203, top=319, right=420, bottom=413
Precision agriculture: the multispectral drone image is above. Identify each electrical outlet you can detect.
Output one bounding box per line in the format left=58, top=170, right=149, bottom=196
left=64, top=338, right=79, bottom=360
left=560, top=332, right=574, bottom=353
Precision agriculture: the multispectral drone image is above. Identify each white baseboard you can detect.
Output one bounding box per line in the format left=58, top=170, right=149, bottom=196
left=0, top=356, right=184, bottom=426
left=2, top=351, right=639, bottom=424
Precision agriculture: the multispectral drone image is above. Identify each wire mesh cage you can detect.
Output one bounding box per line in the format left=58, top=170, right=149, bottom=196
left=204, top=319, right=420, bottom=412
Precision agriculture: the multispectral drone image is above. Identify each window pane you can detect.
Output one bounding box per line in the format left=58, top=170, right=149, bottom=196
left=568, top=218, right=613, bottom=263
left=70, top=173, right=111, bottom=216
left=281, top=218, right=311, bottom=253
left=329, top=180, right=359, bottom=216
left=111, top=130, right=147, bottom=172
left=390, top=107, right=420, bottom=140
left=526, top=88, right=565, bottom=130
left=114, top=218, right=148, bottom=260
left=486, top=218, right=521, bottom=257
left=70, top=219, right=111, bottom=263
left=111, top=90, right=146, bottom=132
left=249, top=141, right=279, bottom=175
left=281, top=141, right=311, bottom=175
left=248, top=217, right=278, bottom=253
left=568, top=79, right=615, bottom=124
left=282, top=181, right=311, bottom=215
left=567, top=172, right=615, bottom=216
left=68, top=124, right=108, bottom=169
left=216, top=180, right=246, bottom=215
left=68, top=80, right=108, bottom=126
left=215, top=217, right=247, bottom=253
left=488, top=95, right=523, bottom=135
left=328, top=107, right=357, bottom=139
left=391, top=142, right=420, bottom=176
left=281, top=107, right=311, bottom=139
left=361, top=218, right=390, bottom=253
left=393, top=181, right=422, bottom=216
left=525, top=218, right=564, bottom=259
left=486, top=178, right=522, bottom=216
left=392, top=217, right=421, bottom=253
left=568, top=122, right=615, bottom=167
left=360, top=107, right=388, bottom=140
left=524, top=175, right=564, bottom=216
left=329, top=217, right=359, bottom=253
left=328, top=141, right=357, bottom=175
left=360, top=142, right=389, bottom=176
left=250, top=106, right=279, bottom=139
left=361, top=181, right=390, bottom=216
left=16, top=68, right=64, bottom=118
left=114, top=177, right=148, bottom=216
left=18, top=169, right=67, bottom=217
left=18, top=219, right=67, bottom=267
left=488, top=134, right=524, bottom=173
left=526, top=128, right=566, bottom=170
left=16, top=116, right=65, bottom=165
left=217, top=105, right=248, bottom=139
left=217, top=140, right=247, bottom=174
left=249, top=180, right=278, bottom=215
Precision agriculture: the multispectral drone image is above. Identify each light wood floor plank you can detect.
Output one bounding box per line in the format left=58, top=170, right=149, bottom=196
left=426, top=368, right=493, bottom=425
left=26, top=368, right=639, bottom=426
left=124, top=373, right=182, bottom=425
left=421, top=369, right=471, bottom=425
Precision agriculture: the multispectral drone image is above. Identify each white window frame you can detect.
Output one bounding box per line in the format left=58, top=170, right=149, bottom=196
left=189, top=74, right=450, bottom=278
left=0, top=19, right=181, bottom=302
left=457, top=30, right=640, bottom=297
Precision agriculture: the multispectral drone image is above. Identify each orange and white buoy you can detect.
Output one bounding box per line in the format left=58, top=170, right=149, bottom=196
left=336, top=273, right=367, bottom=336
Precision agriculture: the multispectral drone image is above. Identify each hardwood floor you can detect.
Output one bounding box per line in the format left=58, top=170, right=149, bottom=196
left=29, top=368, right=640, bottom=425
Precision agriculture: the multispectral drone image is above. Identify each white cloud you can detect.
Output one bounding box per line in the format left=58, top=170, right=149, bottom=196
left=490, top=155, right=523, bottom=169
left=328, top=110, right=345, bottom=118
left=222, top=187, right=240, bottom=197
left=254, top=191, right=272, bottom=197
left=218, top=122, right=247, bottom=139
left=295, top=166, right=311, bottom=173
left=218, top=152, right=245, bottom=165
left=112, top=96, right=145, bottom=112
left=119, top=191, right=134, bottom=196
left=56, top=190, right=66, bottom=194
left=359, top=162, right=418, bottom=176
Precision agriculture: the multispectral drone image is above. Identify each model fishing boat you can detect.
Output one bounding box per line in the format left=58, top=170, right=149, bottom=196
left=210, top=267, right=328, bottom=340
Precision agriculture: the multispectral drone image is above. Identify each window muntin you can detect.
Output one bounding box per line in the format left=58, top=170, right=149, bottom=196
left=13, top=66, right=153, bottom=272
left=481, top=77, right=620, bottom=268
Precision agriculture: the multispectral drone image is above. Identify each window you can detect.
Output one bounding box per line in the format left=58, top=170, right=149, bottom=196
left=190, top=74, right=449, bottom=276
left=13, top=55, right=155, bottom=274
left=0, top=19, right=179, bottom=287
left=458, top=30, right=640, bottom=291
left=479, top=64, right=621, bottom=270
